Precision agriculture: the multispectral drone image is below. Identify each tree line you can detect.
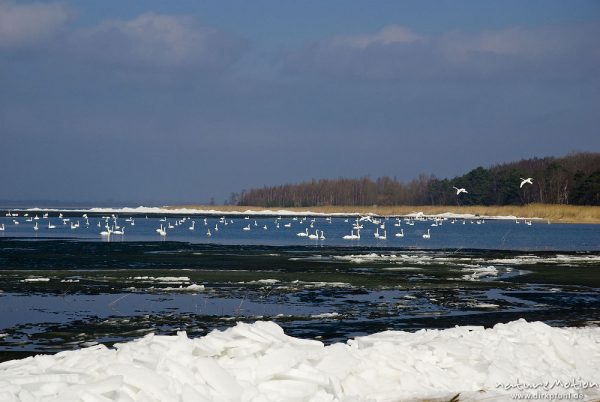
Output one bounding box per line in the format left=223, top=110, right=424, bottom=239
left=235, top=152, right=600, bottom=207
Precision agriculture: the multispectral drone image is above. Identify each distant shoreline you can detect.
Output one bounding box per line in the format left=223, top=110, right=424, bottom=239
left=4, top=203, right=598, bottom=224
left=169, top=203, right=600, bottom=224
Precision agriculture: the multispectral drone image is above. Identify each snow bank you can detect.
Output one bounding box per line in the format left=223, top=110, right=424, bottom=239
left=24, top=206, right=359, bottom=217
left=1, top=319, right=599, bottom=401
left=19, top=206, right=537, bottom=220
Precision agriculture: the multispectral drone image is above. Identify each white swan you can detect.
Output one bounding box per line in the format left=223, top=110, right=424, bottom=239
left=520, top=177, right=533, bottom=188
left=395, top=229, right=404, bottom=237
left=0, top=224, right=4, bottom=231
left=206, top=228, right=212, bottom=237
left=374, top=227, right=380, bottom=238
left=342, top=229, right=360, bottom=240
left=189, top=221, right=195, bottom=231
left=243, top=224, right=251, bottom=231
left=378, top=230, right=387, bottom=240
left=48, top=221, right=56, bottom=229
left=422, top=229, right=431, bottom=239
left=319, top=230, right=325, bottom=240
left=156, top=224, right=166, bottom=237
left=100, top=226, right=112, bottom=236
left=33, top=222, right=39, bottom=231
left=308, top=229, right=319, bottom=240
left=297, top=228, right=309, bottom=237
left=453, top=186, right=468, bottom=195
left=113, top=226, right=125, bottom=235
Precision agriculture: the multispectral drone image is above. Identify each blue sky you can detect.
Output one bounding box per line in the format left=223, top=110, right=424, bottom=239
left=1, top=0, right=599, bottom=204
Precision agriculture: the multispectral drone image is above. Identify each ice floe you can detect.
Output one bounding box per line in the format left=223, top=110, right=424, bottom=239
left=19, top=278, right=50, bottom=283
left=310, top=312, right=341, bottom=319
left=460, top=266, right=500, bottom=281
left=332, top=252, right=600, bottom=267
left=130, top=276, right=191, bottom=283
left=247, top=279, right=280, bottom=285
left=0, top=319, right=599, bottom=401
left=160, top=284, right=205, bottom=292
left=487, top=254, right=600, bottom=265
left=292, top=280, right=352, bottom=288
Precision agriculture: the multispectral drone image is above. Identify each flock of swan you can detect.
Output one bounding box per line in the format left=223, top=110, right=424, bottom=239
left=1, top=209, right=537, bottom=242
left=1, top=180, right=538, bottom=240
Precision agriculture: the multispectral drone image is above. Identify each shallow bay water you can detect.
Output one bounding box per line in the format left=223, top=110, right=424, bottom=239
left=1, top=212, right=599, bottom=361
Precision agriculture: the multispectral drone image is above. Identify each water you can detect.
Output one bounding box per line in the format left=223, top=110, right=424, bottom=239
left=1, top=210, right=599, bottom=361
left=1, top=212, right=600, bottom=250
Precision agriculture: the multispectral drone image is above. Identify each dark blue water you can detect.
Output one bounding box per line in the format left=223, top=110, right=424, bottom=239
left=1, top=209, right=599, bottom=360
left=1, top=212, right=599, bottom=250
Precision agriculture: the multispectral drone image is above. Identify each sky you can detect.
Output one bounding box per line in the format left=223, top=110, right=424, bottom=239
left=1, top=0, right=599, bottom=205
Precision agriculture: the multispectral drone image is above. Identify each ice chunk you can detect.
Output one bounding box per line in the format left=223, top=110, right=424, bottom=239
left=1, top=320, right=599, bottom=401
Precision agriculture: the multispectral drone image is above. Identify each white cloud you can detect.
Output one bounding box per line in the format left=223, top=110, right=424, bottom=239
left=330, top=25, right=423, bottom=49
left=74, top=13, right=244, bottom=69
left=0, top=0, right=70, bottom=48
left=439, top=27, right=569, bottom=59
left=284, top=24, right=600, bottom=81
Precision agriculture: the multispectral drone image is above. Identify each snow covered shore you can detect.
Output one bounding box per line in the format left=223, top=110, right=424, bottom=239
left=1, top=319, right=599, bottom=401
left=18, top=205, right=539, bottom=222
